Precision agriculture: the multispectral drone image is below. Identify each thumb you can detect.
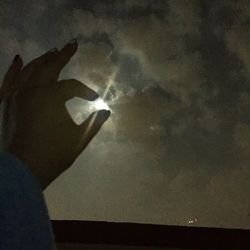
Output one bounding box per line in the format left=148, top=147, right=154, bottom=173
left=76, top=109, right=111, bottom=154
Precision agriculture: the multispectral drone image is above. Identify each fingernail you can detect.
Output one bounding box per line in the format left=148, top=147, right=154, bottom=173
left=48, top=47, right=58, bottom=53
left=69, top=38, right=77, bottom=44
left=11, top=54, right=22, bottom=68
left=97, top=110, right=111, bottom=122
left=89, top=91, right=99, bottom=100
left=13, top=54, right=20, bottom=63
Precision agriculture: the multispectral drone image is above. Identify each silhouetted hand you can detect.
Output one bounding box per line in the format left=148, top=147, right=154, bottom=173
left=0, top=39, right=110, bottom=190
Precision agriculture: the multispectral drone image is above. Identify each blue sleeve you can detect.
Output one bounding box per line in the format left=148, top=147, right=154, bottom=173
left=0, top=153, right=56, bottom=250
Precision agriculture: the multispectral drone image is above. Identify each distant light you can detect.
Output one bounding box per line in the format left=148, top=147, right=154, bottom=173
left=188, top=218, right=198, bottom=224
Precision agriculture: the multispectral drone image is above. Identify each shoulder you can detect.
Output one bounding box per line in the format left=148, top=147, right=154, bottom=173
left=0, top=153, right=56, bottom=250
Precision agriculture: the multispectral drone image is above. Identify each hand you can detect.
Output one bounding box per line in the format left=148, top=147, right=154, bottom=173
left=0, top=39, right=111, bottom=190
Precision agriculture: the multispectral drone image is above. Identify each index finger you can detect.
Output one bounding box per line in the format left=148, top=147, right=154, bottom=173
left=28, top=40, right=78, bottom=86
left=53, top=39, right=78, bottom=79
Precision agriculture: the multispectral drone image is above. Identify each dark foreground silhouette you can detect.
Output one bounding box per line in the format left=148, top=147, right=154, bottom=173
left=53, top=220, right=250, bottom=250
left=0, top=40, right=110, bottom=250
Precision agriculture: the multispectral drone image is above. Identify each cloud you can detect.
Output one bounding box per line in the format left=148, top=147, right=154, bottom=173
left=234, top=122, right=250, bottom=158
left=0, top=28, right=20, bottom=57
left=70, top=9, right=114, bottom=37
left=226, top=24, right=250, bottom=78
left=125, top=0, right=150, bottom=8
left=1, top=0, right=250, bottom=229
left=65, top=42, right=116, bottom=89
left=114, top=1, right=203, bottom=105
left=111, top=86, right=178, bottom=147
left=218, top=0, right=250, bottom=78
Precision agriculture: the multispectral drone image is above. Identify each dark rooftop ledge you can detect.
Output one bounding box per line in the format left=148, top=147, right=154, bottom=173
left=51, top=220, right=250, bottom=249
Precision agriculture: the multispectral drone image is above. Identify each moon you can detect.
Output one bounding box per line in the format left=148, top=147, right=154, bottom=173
left=93, top=98, right=110, bottom=111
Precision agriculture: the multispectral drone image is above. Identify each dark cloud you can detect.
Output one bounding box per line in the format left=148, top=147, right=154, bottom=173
left=1, top=0, right=250, bottom=229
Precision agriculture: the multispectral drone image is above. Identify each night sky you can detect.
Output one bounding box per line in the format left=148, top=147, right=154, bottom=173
left=0, top=0, right=250, bottom=229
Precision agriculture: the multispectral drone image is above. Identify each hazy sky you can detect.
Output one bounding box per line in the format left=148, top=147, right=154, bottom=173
left=0, top=0, right=250, bottom=229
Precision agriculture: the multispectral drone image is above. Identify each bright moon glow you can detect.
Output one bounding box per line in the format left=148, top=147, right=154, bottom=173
left=93, top=98, right=110, bottom=111
left=65, top=97, right=111, bottom=125
left=66, top=76, right=113, bottom=125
